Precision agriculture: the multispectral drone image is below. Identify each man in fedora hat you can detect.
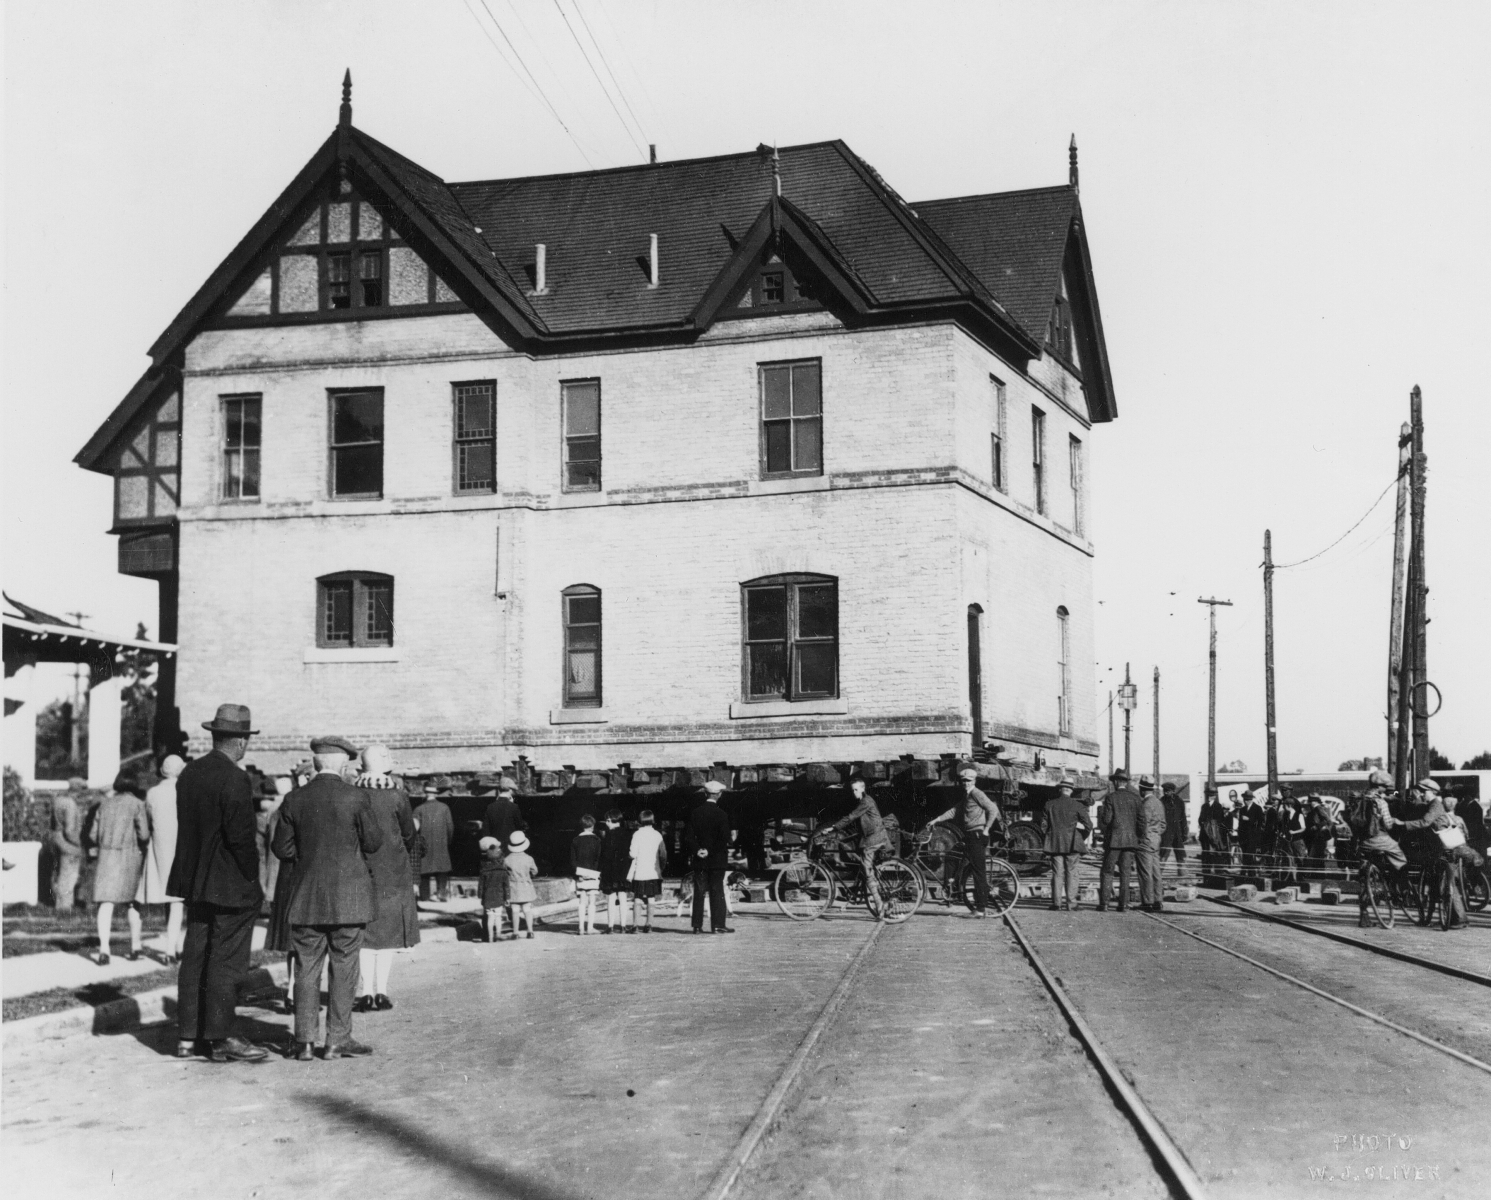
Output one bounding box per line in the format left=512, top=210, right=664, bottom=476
left=415, top=777, right=455, bottom=901
left=686, top=779, right=734, bottom=933
left=272, top=736, right=383, bottom=1059
left=482, top=774, right=528, bottom=860
left=1136, top=777, right=1167, bottom=912
left=1097, top=769, right=1141, bottom=912
left=1042, top=778, right=1092, bottom=911
left=169, top=704, right=267, bottom=1062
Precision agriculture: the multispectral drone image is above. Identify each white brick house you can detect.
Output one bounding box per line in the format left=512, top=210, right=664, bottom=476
left=77, top=91, right=1118, bottom=784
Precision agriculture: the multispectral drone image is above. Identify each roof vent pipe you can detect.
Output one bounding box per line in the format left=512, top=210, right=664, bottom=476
left=535, top=243, right=547, bottom=294
left=649, top=143, right=657, bottom=164
left=648, top=233, right=659, bottom=289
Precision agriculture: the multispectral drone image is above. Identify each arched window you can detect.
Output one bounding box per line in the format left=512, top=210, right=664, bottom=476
left=1057, top=606, right=1072, bottom=735
left=563, top=585, right=602, bottom=708
left=317, top=572, right=394, bottom=648
left=741, top=574, right=838, bottom=701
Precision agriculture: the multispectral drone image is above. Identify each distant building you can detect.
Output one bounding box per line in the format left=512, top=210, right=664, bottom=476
left=76, top=86, right=1119, bottom=783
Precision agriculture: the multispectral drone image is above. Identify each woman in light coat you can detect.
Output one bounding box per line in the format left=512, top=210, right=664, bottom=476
left=353, top=745, right=420, bottom=1011
left=90, top=774, right=151, bottom=965
left=138, top=755, right=185, bottom=961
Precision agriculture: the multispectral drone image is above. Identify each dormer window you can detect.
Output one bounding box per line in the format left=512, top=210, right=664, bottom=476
left=762, top=272, right=785, bottom=303
left=736, top=253, right=821, bottom=313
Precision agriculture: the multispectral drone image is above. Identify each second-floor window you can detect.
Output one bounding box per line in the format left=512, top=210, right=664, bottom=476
left=221, top=395, right=261, bottom=501
left=760, top=360, right=822, bottom=477
left=742, top=574, right=838, bottom=700
left=1069, top=435, right=1085, bottom=536
left=991, top=375, right=1007, bottom=492
left=454, top=381, right=496, bottom=493
left=563, top=585, right=602, bottom=707
left=1057, top=605, right=1072, bottom=734
left=330, top=389, right=384, bottom=498
left=1032, top=406, right=1047, bottom=515
left=562, top=380, right=601, bottom=492
left=318, top=572, right=394, bottom=648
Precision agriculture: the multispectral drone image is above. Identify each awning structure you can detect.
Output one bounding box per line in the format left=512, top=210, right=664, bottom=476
left=3, top=594, right=176, bottom=788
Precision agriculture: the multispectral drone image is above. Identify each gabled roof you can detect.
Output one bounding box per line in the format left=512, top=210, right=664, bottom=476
left=80, top=119, right=1118, bottom=472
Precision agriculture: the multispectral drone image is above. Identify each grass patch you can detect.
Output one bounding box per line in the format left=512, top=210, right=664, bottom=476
left=3, top=949, right=277, bottom=1024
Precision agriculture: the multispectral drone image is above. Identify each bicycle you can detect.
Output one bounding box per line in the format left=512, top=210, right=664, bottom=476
left=1418, top=855, right=1469, bottom=931
left=1465, top=863, right=1490, bottom=913
left=903, top=826, right=1021, bottom=916
left=1359, top=852, right=1421, bottom=929
left=771, top=835, right=923, bottom=923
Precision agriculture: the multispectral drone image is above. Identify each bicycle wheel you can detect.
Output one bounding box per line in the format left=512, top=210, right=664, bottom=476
left=867, top=858, right=923, bottom=923
left=1438, top=862, right=1456, bottom=932
left=1416, top=865, right=1437, bottom=927
left=1465, top=866, right=1490, bottom=913
left=985, top=858, right=1022, bottom=915
left=773, top=861, right=835, bottom=921
left=1363, top=862, right=1395, bottom=929
left=675, top=875, right=695, bottom=920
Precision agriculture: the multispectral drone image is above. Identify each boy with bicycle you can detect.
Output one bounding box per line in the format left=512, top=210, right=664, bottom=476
left=925, top=766, right=1002, bottom=918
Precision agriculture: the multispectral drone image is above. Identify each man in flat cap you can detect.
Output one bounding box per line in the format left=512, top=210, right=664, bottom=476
left=1097, top=769, right=1141, bottom=912
left=1042, top=778, right=1092, bottom=911
left=1158, top=782, right=1189, bottom=879
left=686, top=779, right=734, bottom=934
left=482, top=774, right=528, bottom=862
left=415, top=777, right=455, bottom=901
left=1136, top=777, right=1167, bottom=912
left=272, top=736, right=383, bottom=1059
left=169, top=704, right=267, bottom=1062
left=1395, top=778, right=1474, bottom=929
left=926, top=766, right=1002, bottom=917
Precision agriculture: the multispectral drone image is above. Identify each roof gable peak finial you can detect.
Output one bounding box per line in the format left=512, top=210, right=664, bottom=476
left=1068, top=133, right=1078, bottom=192
left=340, top=69, right=353, bottom=128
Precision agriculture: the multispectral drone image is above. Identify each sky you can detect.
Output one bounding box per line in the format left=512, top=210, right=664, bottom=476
left=3, top=0, right=1488, bottom=773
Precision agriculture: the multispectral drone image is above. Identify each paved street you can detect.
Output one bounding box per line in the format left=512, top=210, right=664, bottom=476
left=5, top=899, right=1491, bottom=1199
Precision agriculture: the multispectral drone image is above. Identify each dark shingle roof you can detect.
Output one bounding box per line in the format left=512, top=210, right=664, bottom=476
left=912, top=186, right=1078, bottom=342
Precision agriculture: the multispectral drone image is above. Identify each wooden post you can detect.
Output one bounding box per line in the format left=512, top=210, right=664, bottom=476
left=1107, top=690, right=1114, bottom=776
left=1387, top=421, right=1411, bottom=776
left=1408, top=386, right=1429, bottom=782
left=1198, top=597, right=1234, bottom=793
left=1122, top=662, right=1132, bottom=775
left=1264, top=530, right=1278, bottom=804
left=1152, top=666, right=1160, bottom=786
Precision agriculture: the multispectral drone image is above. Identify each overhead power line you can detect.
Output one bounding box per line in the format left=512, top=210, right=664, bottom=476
left=1273, top=473, right=1403, bottom=569
left=592, top=0, right=677, bottom=150
left=464, top=0, right=594, bottom=168
left=573, top=0, right=649, bottom=151
left=551, top=0, right=647, bottom=160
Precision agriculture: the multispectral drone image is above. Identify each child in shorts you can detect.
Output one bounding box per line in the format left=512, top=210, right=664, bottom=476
left=506, top=830, right=539, bottom=939
left=627, top=810, right=667, bottom=933
left=478, top=836, right=508, bottom=941
left=571, top=814, right=603, bottom=935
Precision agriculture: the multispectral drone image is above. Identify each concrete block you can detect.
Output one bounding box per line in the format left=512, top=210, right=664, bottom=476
left=1172, top=886, right=1198, bottom=902
left=745, top=885, right=771, bottom=903
left=1078, top=884, right=1099, bottom=903
left=1320, top=887, right=1342, bottom=905
left=1228, top=884, right=1258, bottom=902
left=1273, top=887, right=1299, bottom=905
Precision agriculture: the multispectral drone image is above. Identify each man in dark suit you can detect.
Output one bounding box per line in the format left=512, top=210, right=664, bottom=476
left=1097, top=769, right=1142, bottom=912
left=482, top=775, right=527, bottom=853
left=687, top=780, right=734, bottom=934
left=272, top=735, right=383, bottom=1060
left=1042, top=779, right=1093, bottom=911
left=169, top=703, right=267, bottom=1062
left=1237, top=789, right=1269, bottom=875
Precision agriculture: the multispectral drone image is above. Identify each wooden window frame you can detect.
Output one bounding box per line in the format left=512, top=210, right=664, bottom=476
left=560, top=379, right=602, bottom=493
left=220, top=394, right=262, bottom=502
left=758, top=359, right=823, bottom=479
left=1031, top=406, right=1047, bottom=516
left=1069, top=434, right=1085, bottom=537
left=111, top=393, right=181, bottom=528
left=317, top=571, right=395, bottom=649
left=990, top=375, right=1007, bottom=493
left=561, top=584, right=603, bottom=708
left=452, top=380, right=497, bottom=494
left=328, top=388, right=385, bottom=500
left=1057, top=605, right=1072, bottom=735
left=740, top=573, right=838, bottom=702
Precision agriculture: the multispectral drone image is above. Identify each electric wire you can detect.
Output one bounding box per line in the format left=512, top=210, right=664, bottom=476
left=1273, top=471, right=1404, bottom=570
left=463, top=0, right=595, bottom=168
left=497, top=0, right=605, bottom=150
left=593, top=0, right=679, bottom=150
left=551, top=0, right=647, bottom=160
left=573, top=0, right=650, bottom=151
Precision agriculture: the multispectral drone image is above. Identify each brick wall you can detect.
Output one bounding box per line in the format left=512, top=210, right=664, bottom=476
left=177, top=312, right=1101, bottom=774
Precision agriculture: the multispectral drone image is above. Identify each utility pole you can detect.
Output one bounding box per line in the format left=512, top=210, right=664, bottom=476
left=1198, top=597, right=1234, bottom=794
left=1387, top=421, right=1411, bottom=777
left=1264, top=530, right=1278, bottom=805
left=1408, top=386, right=1430, bottom=783
left=65, top=610, right=90, bottom=769
left=1152, top=666, right=1161, bottom=787
left=1107, top=690, right=1114, bottom=776
left=1118, top=664, right=1137, bottom=775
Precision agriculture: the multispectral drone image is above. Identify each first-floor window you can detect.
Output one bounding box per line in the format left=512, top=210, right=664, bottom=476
left=318, top=572, right=394, bottom=647
left=563, top=585, right=602, bottom=707
left=1057, top=605, right=1071, bottom=734
left=221, top=394, right=261, bottom=500
left=742, top=574, right=838, bottom=700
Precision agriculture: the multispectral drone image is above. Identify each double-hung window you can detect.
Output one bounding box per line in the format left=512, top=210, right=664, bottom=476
left=742, top=574, right=838, bottom=701
left=318, top=572, right=394, bottom=648
left=454, top=381, right=496, bottom=493
left=1069, top=435, right=1085, bottom=536
left=1057, top=606, right=1072, bottom=734
left=562, top=585, right=602, bottom=707
left=760, top=360, right=822, bottom=477
left=990, top=375, right=1007, bottom=492
left=221, top=395, right=261, bottom=500
left=561, top=380, right=601, bottom=492
left=1031, top=406, right=1047, bottom=515
left=330, top=389, right=384, bottom=498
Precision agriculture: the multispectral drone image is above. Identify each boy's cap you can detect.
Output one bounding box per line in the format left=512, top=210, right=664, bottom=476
left=498, top=774, right=519, bottom=793
left=508, top=830, right=530, bottom=850
left=703, top=779, right=727, bottom=794
left=478, top=836, right=499, bottom=852
left=957, top=767, right=979, bottom=781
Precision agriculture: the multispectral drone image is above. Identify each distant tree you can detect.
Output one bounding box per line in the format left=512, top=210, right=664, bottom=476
left=1429, top=747, right=1454, bottom=771
left=1462, top=752, right=1491, bottom=771
left=1220, top=759, right=1247, bottom=773
left=34, top=698, right=83, bottom=780
left=1338, top=757, right=1384, bottom=771
left=3, top=766, right=50, bottom=841
left=118, top=623, right=158, bottom=761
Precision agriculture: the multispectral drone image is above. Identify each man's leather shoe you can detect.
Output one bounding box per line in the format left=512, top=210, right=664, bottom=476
left=209, top=1037, right=268, bottom=1063
left=352, top=995, right=374, bottom=1014
left=711, top=926, right=736, bottom=934
left=324, top=1039, right=374, bottom=1059
left=374, top=993, right=393, bottom=1011
left=1096, top=905, right=1107, bottom=912
left=293, top=1042, right=316, bottom=1062
left=692, top=927, right=704, bottom=934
